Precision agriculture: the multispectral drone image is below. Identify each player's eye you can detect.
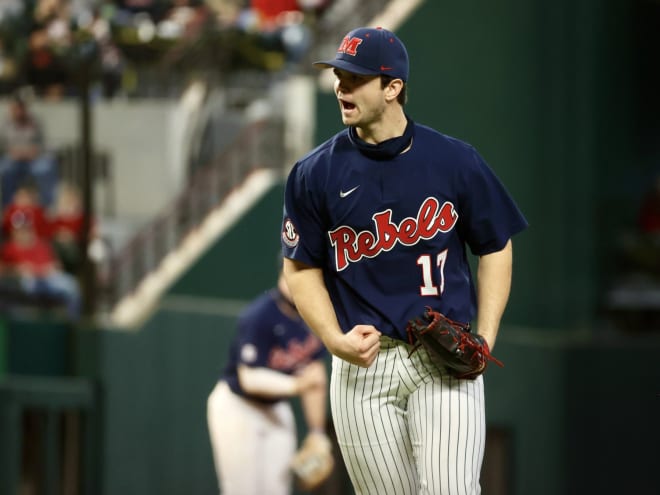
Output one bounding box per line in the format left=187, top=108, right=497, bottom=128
left=334, top=70, right=370, bottom=87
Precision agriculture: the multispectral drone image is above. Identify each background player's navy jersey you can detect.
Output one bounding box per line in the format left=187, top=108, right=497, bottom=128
left=281, top=122, right=528, bottom=341
left=222, top=289, right=327, bottom=404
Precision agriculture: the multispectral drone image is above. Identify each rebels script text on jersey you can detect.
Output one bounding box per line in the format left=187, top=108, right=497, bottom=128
left=281, top=122, right=528, bottom=342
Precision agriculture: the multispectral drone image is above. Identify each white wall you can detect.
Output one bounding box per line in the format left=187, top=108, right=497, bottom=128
left=0, top=75, right=314, bottom=227
left=1, top=92, right=205, bottom=221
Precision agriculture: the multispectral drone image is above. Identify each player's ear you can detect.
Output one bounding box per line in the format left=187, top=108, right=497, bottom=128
left=384, top=78, right=404, bottom=103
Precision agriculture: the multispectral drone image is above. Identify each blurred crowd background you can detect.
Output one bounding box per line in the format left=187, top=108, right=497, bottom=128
left=0, top=0, right=358, bottom=322
left=0, top=1, right=658, bottom=495
left=0, top=0, right=331, bottom=99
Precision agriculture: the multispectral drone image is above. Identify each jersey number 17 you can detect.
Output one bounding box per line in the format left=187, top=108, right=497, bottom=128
left=417, top=250, right=448, bottom=296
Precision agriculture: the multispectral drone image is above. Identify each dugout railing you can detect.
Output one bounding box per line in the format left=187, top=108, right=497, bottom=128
left=56, top=144, right=115, bottom=218
left=98, top=117, right=286, bottom=313
left=63, top=0, right=390, bottom=316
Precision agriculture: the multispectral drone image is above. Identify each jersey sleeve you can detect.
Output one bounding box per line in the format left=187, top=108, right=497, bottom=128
left=281, top=160, right=328, bottom=267
left=234, top=311, right=275, bottom=369
left=458, top=147, right=528, bottom=255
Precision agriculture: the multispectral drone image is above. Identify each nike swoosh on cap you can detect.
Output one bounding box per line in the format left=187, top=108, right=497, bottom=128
left=380, top=66, right=393, bottom=71
left=340, top=186, right=360, bottom=198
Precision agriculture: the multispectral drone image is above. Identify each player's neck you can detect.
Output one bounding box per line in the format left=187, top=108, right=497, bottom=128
left=350, top=112, right=413, bottom=160
left=355, top=108, right=408, bottom=144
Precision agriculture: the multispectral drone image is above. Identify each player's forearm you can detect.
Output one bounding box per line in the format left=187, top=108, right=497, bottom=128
left=283, top=258, right=344, bottom=347
left=476, top=239, right=513, bottom=350
left=299, top=365, right=328, bottom=433
left=237, top=365, right=299, bottom=397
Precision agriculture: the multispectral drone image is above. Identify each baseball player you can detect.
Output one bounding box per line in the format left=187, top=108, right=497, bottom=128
left=206, top=269, right=330, bottom=495
left=280, top=26, right=528, bottom=495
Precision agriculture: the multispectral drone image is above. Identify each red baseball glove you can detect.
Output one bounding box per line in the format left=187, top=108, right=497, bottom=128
left=406, top=307, right=503, bottom=379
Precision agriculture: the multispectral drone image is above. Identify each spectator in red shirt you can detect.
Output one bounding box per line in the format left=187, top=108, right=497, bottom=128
left=250, top=0, right=300, bottom=26
left=245, top=0, right=321, bottom=64
left=1, top=212, right=80, bottom=318
left=2, top=183, right=51, bottom=240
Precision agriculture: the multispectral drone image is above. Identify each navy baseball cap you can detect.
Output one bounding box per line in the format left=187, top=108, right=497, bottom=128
left=313, top=27, right=409, bottom=82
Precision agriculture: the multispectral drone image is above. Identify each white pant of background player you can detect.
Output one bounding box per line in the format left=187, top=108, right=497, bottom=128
left=207, top=381, right=296, bottom=495
left=331, top=337, right=486, bottom=495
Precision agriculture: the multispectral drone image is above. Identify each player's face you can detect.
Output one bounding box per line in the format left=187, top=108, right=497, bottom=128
left=333, top=69, right=386, bottom=129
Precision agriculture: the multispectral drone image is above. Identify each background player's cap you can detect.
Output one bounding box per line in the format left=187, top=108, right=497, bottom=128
left=313, top=27, right=409, bottom=82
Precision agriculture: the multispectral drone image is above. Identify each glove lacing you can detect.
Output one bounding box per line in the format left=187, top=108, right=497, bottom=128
left=406, top=306, right=504, bottom=369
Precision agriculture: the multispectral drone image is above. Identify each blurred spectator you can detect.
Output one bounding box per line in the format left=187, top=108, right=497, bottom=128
left=0, top=0, right=331, bottom=100
left=638, top=171, right=660, bottom=235
left=0, top=211, right=81, bottom=319
left=115, top=0, right=169, bottom=21
left=74, top=3, right=126, bottom=99
left=0, top=40, right=20, bottom=94
left=25, top=0, right=74, bottom=99
left=1, top=183, right=52, bottom=240
left=632, top=170, right=660, bottom=274
left=158, top=0, right=212, bottom=40
left=250, top=0, right=301, bottom=27
left=205, top=0, right=244, bottom=28
left=249, top=0, right=328, bottom=29
left=250, top=0, right=311, bottom=63
left=0, top=0, right=24, bottom=20
left=50, top=181, right=90, bottom=274
left=0, top=94, right=59, bottom=209
left=240, top=0, right=316, bottom=65
left=618, top=170, right=660, bottom=277
left=0, top=0, right=25, bottom=94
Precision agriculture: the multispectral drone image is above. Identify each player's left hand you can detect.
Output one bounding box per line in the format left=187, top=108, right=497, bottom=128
left=406, top=307, right=503, bottom=379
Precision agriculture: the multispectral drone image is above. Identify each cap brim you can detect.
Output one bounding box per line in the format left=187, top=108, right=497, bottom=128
left=312, top=59, right=380, bottom=76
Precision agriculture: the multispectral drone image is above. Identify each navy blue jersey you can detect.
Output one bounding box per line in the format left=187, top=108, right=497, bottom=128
left=222, top=289, right=327, bottom=403
left=281, top=122, right=528, bottom=341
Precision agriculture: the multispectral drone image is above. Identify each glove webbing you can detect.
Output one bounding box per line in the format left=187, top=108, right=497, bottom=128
left=407, top=306, right=504, bottom=369
left=406, top=306, right=466, bottom=349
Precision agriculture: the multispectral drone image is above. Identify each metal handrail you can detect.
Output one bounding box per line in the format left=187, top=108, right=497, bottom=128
left=98, top=118, right=285, bottom=311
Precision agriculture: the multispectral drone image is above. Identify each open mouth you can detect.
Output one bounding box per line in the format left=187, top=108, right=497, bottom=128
left=340, top=100, right=356, bottom=111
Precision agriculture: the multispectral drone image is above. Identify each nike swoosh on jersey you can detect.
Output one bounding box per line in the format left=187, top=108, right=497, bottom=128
left=339, top=186, right=360, bottom=198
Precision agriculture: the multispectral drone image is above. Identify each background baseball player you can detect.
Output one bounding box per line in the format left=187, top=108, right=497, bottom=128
left=281, top=26, right=528, bottom=494
left=206, top=268, right=332, bottom=495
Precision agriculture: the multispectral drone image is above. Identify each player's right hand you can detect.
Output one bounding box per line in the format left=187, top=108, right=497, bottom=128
left=328, top=325, right=381, bottom=368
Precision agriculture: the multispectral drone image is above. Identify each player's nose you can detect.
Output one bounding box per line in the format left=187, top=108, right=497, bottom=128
left=334, top=80, right=346, bottom=96
left=335, top=76, right=353, bottom=93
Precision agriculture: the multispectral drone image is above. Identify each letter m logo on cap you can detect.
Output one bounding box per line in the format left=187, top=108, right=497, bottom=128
left=337, top=36, right=363, bottom=56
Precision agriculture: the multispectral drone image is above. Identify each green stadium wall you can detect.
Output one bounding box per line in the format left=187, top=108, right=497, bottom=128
left=3, top=1, right=659, bottom=494
left=2, top=184, right=657, bottom=495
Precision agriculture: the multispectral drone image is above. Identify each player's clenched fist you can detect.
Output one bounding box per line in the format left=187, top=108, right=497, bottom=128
left=326, top=325, right=381, bottom=368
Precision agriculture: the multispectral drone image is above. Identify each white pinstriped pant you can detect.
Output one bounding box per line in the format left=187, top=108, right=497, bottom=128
left=330, top=336, right=485, bottom=495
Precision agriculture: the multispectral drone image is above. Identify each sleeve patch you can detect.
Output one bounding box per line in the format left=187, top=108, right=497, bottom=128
left=282, top=218, right=300, bottom=247
left=240, top=344, right=258, bottom=363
